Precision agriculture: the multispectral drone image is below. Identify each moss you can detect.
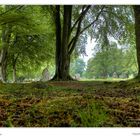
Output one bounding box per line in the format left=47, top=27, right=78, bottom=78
left=0, top=80, right=140, bottom=127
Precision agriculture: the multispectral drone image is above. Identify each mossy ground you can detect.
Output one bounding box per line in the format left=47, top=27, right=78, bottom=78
left=0, top=80, right=140, bottom=127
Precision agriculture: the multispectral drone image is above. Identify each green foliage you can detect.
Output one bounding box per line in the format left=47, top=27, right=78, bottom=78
left=92, top=6, right=134, bottom=47
left=0, top=5, right=137, bottom=81
left=70, top=58, right=86, bottom=77
left=0, top=5, right=55, bottom=81
left=78, top=102, right=108, bottom=127
left=71, top=6, right=136, bottom=80
left=85, top=41, right=138, bottom=79
left=5, top=117, right=14, bottom=127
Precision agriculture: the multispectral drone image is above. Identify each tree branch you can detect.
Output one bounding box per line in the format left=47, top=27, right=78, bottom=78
left=102, top=9, right=126, bottom=24
left=0, top=6, right=24, bottom=17
left=68, top=16, right=82, bottom=55
left=80, top=6, right=105, bottom=35
left=68, top=37, right=75, bottom=49
left=68, top=6, right=91, bottom=54
left=71, top=5, right=91, bottom=32
left=68, top=6, right=105, bottom=55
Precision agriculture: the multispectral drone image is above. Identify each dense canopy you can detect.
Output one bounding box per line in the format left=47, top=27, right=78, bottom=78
left=0, top=5, right=139, bottom=82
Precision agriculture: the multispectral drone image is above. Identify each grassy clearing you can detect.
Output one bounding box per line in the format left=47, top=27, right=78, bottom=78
left=0, top=80, right=140, bottom=127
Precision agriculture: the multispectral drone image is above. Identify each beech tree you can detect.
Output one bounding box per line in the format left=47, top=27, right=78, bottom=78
left=133, top=5, right=140, bottom=79
left=0, top=5, right=26, bottom=82
left=0, top=5, right=136, bottom=82
left=50, top=5, right=134, bottom=80
left=0, top=5, right=55, bottom=82
left=51, top=5, right=106, bottom=80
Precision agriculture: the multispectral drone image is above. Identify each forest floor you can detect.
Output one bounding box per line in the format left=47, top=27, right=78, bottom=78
left=0, top=79, right=140, bottom=127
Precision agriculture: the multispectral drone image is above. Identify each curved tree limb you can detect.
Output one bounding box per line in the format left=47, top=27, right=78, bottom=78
left=80, top=6, right=105, bottom=35
left=71, top=5, right=91, bottom=33
left=68, top=6, right=105, bottom=55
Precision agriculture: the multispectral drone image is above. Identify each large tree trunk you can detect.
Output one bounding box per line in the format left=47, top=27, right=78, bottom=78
left=0, top=6, right=12, bottom=82
left=0, top=25, right=11, bottom=82
left=0, top=49, right=8, bottom=82
left=134, top=6, right=140, bottom=78
left=52, top=5, right=73, bottom=80
left=52, top=5, right=62, bottom=80
left=51, top=5, right=92, bottom=81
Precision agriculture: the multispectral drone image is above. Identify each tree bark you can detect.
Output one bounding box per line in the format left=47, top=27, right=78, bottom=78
left=52, top=5, right=62, bottom=80
left=0, top=25, right=11, bottom=82
left=0, top=49, right=8, bottom=82
left=51, top=5, right=93, bottom=81
left=52, top=5, right=73, bottom=80
left=134, top=6, right=140, bottom=78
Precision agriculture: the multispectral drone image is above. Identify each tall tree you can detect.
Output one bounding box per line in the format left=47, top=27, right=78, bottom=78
left=85, top=42, right=137, bottom=79
left=7, top=6, right=55, bottom=82
left=0, top=25, right=11, bottom=82
left=0, top=5, right=27, bottom=82
left=133, top=5, right=140, bottom=78
left=52, top=5, right=73, bottom=80
left=51, top=5, right=105, bottom=80
left=0, top=5, right=54, bottom=82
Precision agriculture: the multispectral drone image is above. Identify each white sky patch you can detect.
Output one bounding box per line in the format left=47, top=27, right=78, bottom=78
left=80, top=37, right=96, bottom=64
left=80, top=37, right=123, bottom=66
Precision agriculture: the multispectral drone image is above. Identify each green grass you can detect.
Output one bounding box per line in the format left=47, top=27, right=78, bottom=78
left=77, top=102, right=108, bottom=127
left=0, top=80, right=140, bottom=127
